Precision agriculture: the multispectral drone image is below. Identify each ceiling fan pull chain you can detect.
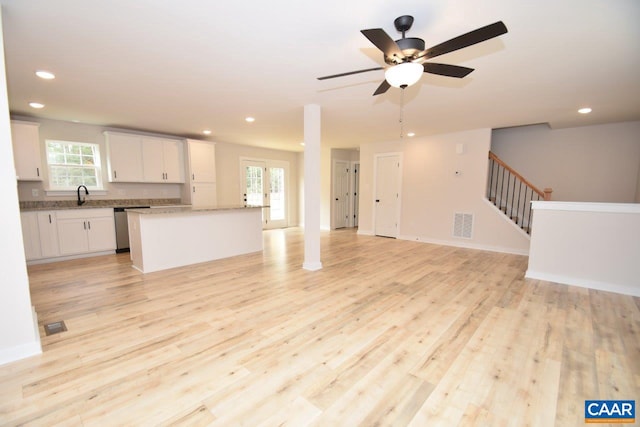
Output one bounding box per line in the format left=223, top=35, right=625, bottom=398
left=399, top=88, right=405, bottom=139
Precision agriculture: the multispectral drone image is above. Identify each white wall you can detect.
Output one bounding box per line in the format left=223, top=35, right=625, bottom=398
left=527, top=202, right=640, bottom=296
left=0, top=10, right=41, bottom=365
left=359, top=129, right=530, bottom=255
left=492, top=121, right=640, bottom=202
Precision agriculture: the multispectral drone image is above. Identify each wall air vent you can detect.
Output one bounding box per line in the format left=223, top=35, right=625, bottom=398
left=453, top=212, right=474, bottom=239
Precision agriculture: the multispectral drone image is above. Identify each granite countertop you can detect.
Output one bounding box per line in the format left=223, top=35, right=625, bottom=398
left=20, top=198, right=183, bottom=211
left=127, top=205, right=264, bottom=214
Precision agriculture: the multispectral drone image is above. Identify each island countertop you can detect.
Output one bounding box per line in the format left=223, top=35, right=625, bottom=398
left=126, top=205, right=264, bottom=215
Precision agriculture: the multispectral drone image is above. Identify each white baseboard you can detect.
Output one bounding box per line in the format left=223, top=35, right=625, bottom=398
left=357, top=229, right=374, bottom=236
left=27, top=250, right=116, bottom=265
left=0, top=340, right=42, bottom=366
left=525, top=270, right=640, bottom=297
left=0, top=306, right=44, bottom=366
left=398, top=234, right=530, bottom=256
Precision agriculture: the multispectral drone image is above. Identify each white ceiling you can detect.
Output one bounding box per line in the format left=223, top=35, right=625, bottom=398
left=2, top=0, right=639, bottom=152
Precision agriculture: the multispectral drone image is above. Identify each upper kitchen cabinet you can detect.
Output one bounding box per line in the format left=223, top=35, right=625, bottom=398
left=11, top=120, right=43, bottom=181
left=142, top=137, right=185, bottom=183
left=188, top=139, right=216, bottom=182
left=105, top=132, right=144, bottom=182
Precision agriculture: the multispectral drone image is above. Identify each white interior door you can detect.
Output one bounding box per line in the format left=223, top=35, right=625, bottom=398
left=374, top=154, right=401, bottom=238
left=352, top=162, right=360, bottom=228
left=333, top=160, right=349, bottom=229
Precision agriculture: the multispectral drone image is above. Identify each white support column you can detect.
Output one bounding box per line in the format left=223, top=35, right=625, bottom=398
left=303, top=104, right=322, bottom=271
left=0, top=8, right=41, bottom=365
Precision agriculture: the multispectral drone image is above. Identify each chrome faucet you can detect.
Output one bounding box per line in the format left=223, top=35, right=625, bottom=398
left=77, top=185, right=89, bottom=205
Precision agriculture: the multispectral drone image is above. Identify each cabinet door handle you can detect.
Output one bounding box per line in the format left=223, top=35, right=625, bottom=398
left=48, top=214, right=51, bottom=223
left=114, top=170, right=117, bottom=179
left=88, top=221, right=91, bottom=230
left=192, top=173, right=195, bottom=180
left=37, top=167, right=40, bottom=177
left=193, top=186, right=196, bottom=193
left=83, top=221, right=87, bottom=230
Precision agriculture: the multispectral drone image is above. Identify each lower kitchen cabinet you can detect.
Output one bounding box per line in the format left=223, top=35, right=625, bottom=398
left=37, top=211, right=60, bottom=258
left=20, top=211, right=60, bottom=260
left=56, top=209, right=116, bottom=256
left=20, top=212, right=42, bottom=260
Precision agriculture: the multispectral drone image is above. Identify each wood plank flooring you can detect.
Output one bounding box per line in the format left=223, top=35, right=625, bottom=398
left=1, top=228, right=638, bottom=426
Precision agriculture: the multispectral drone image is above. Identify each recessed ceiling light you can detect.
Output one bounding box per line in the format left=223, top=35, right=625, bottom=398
left=29, top=102, right=45, bottom=109
left=407, top=132, right=416, bottom=137
left=35, top=70, right=55, bottom=80
left=245, top=117, right=255, bottom=123
left=578, top=107, right=592, bottom=114
left=202, top=129, right=212, bottom=135
left=300, top=142, right=305, bottom=146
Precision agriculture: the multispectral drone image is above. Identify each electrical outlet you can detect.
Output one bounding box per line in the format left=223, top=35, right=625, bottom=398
left=31, top=189, right=39, bottom=197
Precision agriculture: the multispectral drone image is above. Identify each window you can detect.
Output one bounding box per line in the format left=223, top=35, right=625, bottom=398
left=46, top=140, right=103, bottom=190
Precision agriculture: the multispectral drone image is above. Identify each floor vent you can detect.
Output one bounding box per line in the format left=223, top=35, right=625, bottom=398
left=453, top=212, right=474, bottom=239
left=44, top=321, right=67, bottom=336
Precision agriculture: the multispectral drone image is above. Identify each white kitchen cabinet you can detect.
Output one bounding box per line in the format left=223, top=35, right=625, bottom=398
left=189, top=140, right=216, bottom=182
left=184, top=139, right=217, bottom=207
left=11, top=121, right=42, bottom=181
left=37, top=211, right=60, bottom=258
left=142, top=137, right=184, bottom=183
left=20, top=210, right=60, bottom=260
left=20, top=212, right=42, bottom=260
left=56, top=209, right=116, bottom=256
left=105, top=132, right=144, bottom=182
left=191, top=183, right=218, bottom=207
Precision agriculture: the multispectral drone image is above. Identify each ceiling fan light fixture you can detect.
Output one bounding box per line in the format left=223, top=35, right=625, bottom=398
left=385, top=62, right=423, bottom=88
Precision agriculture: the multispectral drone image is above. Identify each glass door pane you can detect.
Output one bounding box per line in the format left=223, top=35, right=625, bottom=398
left=244, top=165, right=264, bottom=207
left=269, top=167, right=285, bottom=221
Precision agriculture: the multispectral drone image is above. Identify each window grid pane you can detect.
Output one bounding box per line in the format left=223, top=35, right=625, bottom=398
left=46, top=140, right=102, bottom=190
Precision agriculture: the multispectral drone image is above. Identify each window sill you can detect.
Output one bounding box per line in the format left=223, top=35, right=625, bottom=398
left=45, top=189, right=108, bottom=197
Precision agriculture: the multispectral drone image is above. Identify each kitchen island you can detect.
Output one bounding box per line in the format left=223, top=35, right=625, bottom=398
left=126, top=205, right=263, bottom=273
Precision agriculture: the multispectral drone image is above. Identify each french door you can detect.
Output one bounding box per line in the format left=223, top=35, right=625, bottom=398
left=241, top=159, right=288, bottom=229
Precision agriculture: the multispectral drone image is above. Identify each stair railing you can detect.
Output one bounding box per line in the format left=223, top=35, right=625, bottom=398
left=487, top=152, right=552, bottom=234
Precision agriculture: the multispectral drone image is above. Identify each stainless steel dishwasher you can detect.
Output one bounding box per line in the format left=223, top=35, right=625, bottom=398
left=114, top=207, right=149, bottom=252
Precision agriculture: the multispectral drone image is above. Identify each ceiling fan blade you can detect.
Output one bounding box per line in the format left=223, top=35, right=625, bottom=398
left=317, top=66, right=384, bottom=80
left=423, top=63, right=474, bottom=78
left=373, top=80, right=391, bottom=96
left=421, top=21, right=508, bottom=60
left=361, top=28, right=405, bottom=60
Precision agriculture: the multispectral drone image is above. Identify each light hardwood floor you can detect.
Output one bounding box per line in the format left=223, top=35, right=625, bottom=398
left=1, top=228, right=638, bottom=426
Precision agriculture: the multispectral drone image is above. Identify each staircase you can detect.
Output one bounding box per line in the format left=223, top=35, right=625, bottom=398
left=487, top=152, right=552, bottom=234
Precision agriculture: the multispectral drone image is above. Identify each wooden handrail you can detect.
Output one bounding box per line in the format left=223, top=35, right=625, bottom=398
left=488, top=151, right=551, bottom=200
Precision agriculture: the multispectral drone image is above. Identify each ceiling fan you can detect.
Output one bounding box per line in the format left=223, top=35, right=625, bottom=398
left=317, top=16, right=508, bottom=96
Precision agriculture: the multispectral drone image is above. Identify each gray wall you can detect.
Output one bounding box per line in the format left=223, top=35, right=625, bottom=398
left=491, top=121, right=640, bottom=203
